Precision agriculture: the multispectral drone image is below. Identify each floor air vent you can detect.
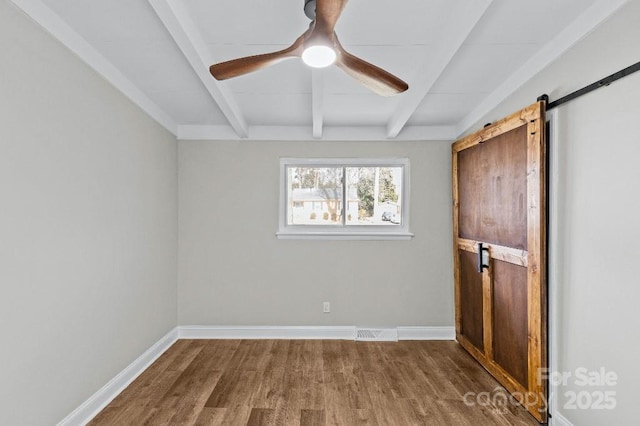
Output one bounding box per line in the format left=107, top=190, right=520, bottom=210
left=356, top=328, right=398, bottom=342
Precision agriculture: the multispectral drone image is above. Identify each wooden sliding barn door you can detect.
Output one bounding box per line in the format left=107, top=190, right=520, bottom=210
left=452, top=101, right=547, bottom=422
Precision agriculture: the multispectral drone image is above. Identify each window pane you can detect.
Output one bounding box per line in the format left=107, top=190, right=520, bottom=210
left=287, top=167, right=344, bottom=225
left=346, top=167, right=403, bottom=225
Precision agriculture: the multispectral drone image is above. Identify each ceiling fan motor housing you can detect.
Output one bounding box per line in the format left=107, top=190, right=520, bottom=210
left=304, top=0, right=316, bottom=20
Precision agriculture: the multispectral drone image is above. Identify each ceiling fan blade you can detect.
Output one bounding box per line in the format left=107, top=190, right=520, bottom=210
left=315, top=0, right=348, bottom=34
left=211, top=51, right=295, bottom=80
left=335, top=40, right=409, bottom=96
left=210, top=31, right=308, bottom=80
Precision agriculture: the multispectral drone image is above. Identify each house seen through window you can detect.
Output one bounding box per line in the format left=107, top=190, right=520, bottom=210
left=278, top=159, right=412, bottom=239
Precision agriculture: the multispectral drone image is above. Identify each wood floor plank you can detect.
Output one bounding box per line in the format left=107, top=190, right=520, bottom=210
left=279, top=340, right=327, bottom=424
left=354, top=342, right=386, bottom=373
left=138, top=339, right=244, bottom=425
left=91, top=340, right=539, bottom=426
left=242, top=340, right=275, bottom=371
left=205, top=370, right=260, bottom=408
left=414, top=343, right=469, bottom=399
left=323, top=372, right=358, bottom=426
left=361, top=371, right=401, bottom=425
left=354, top=408, right=379, bottom=425
left=263, top=339, right=291, bottom=370
left=165, top=340, right=207, bottom=372
left=246, top=408, right=275, bottom=426
left=89, top=369, right=182, bottom=425
left=166, top=370, right=223, bottom=424
left=219, top=339, right=258, bottom=372
left=321, top=340, right=358, bottom=373
left=194, top=407, right=226, bottom=425
left=344, top=369, right=373, bottom=410
left=288, top=340, right=324, bottom=372
left=300, top=409, right=326, bottom=426
left=98, top=340, right=192, bottom=411
left=253, top=367, right=286, bottom=408
left=282, top=367, right=324, bottom=424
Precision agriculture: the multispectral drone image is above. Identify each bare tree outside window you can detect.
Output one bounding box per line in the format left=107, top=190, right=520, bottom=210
left=286, top=166, right=402, bottom=226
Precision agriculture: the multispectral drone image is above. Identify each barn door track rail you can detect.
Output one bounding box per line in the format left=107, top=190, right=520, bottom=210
left=538, top=60, right=640, bottom=110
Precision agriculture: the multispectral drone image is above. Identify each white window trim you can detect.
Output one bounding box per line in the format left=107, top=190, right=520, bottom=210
left=277, top=157, right=414, bottom=240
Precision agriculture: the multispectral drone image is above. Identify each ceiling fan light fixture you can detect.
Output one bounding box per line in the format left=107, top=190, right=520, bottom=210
left=302, top=45, right=336, bottom=68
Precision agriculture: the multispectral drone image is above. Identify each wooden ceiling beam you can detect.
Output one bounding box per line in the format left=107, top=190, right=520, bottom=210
left=177, top=124, right=457, bottom=141
left=455, top=0, right=629, bottom=137
left=386, top=0, right=494, bottom=139
left=149, top=0, right=248, bottom=138
left=9, top=0, right=178, bottom=135
left=311, top=69, right=324, bottom=138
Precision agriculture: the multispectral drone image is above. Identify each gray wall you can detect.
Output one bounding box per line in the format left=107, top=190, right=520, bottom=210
left=0, top=3, right=178, bottom=425
left=471, top=2, right=640, bottom=424
left=178, top=140, right=454, bottom=327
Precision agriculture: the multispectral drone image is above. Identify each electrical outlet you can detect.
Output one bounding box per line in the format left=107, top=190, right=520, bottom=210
left=323, top=302, right=330, bottom=313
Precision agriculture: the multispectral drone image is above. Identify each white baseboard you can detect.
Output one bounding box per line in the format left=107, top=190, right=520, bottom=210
left=397, top=326, right=456, bottom=340
left=57, top=327, right=179, bottom=426
left=178, top=325, right=357, bottom=340
left=550, top=411, right=574, bottom=426
left=178, top=325, right=456, bottom=341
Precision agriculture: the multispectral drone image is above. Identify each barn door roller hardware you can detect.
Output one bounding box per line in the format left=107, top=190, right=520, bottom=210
left=540, top=60, right=640, bottom=110
left=477, top=242, right=490, bottom=273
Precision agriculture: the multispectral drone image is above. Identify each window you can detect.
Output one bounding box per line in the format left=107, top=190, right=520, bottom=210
left=277, top=158, right=413, bottom=240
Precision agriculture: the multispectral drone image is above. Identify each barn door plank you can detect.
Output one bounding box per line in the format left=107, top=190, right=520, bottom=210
left=452, top=101, right=547, bottom=422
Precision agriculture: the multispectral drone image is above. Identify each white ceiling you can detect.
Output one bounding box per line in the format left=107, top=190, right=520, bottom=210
left=11, top=0, right=627, bottom=140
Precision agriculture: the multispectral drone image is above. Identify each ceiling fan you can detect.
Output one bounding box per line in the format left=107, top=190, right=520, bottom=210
left=209, top=0, right=409, bottom=97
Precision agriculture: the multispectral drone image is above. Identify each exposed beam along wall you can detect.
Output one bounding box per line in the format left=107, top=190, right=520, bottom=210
left=177, top=125, right=457, bottom=141
left=149, top=0, right=248, bottom=138
left=455, top=0, right=629, bottom=137
left=386, top=0, right=494, bottom=139
left=9, top=0, right=177, bottom=135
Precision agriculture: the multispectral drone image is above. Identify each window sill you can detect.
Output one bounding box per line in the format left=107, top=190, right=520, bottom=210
left=276, top=231, right=414, bottom=241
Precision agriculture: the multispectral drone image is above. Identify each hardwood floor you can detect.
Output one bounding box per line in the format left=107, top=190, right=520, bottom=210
left=89, top=340, right=539, bottom=425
